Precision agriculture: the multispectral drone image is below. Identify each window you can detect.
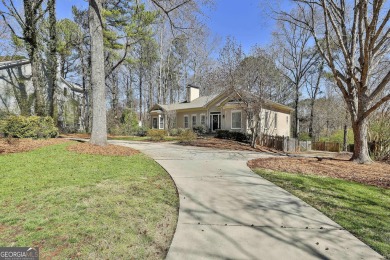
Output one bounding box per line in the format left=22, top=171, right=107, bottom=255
left=184, top=115, right=189, bottom=128
left=192, top=115, right=197, bottom=127
left=231, top=110, right=242, bottom=129
left=274, top=114, right=278, bottom=128
left=264, top=111, right=269, bottom=128
left=200, top=114, right=206, bottom=125
left=152, top=118, right=158, bottom=129
left=286, top=115, right=289, bottom=124
left=159, top=116, right=164, bottom=129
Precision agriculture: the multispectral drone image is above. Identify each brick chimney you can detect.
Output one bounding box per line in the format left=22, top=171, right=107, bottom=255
left=186, top=84, right=200, bottom=102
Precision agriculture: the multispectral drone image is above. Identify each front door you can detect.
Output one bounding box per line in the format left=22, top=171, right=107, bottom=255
left=211, top=114, right=220, bottom=131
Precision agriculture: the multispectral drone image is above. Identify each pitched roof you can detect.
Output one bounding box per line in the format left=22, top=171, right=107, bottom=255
left=157, top=94, right=219, bottom=111
left=151, top=90, right=294, bottom=113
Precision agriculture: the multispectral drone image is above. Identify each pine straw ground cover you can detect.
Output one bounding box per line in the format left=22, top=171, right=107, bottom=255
left=248, top=157, right=390, bottom=189
left=0, top=138, right=68, bottom=154
left=0, top=142, right=178, bottom=259
left=67, top=142, right=140, bottom=156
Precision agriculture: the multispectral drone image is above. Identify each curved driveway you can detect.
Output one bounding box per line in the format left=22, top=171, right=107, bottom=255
left=111, top=140, right=382, bottom=260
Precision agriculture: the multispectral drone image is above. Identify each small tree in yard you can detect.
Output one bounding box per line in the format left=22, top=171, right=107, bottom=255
left=279, top=0, right=390, bottom=163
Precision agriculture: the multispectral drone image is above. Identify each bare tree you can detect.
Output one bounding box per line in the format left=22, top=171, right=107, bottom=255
left=279, top=0, right=390, bottom=163
left=273, top=17, right=319, bottom=138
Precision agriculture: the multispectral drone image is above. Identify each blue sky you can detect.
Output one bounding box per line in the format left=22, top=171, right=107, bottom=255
left=55, top=0, right=278, bottom=53
left=203, top=0, right=276, bottom=53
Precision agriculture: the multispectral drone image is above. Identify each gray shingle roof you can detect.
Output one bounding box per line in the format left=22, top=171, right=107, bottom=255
left=158, top=94, right=219, bottom=111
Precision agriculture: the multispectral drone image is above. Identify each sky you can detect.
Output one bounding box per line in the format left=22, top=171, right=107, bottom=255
left=202, top=0, right=276, bottom=53
left=55, top=0, right=279, bottom=54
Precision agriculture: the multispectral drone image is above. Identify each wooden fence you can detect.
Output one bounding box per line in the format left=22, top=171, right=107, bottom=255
left=259, top=135, right=285, bottom=151
left=258, top=135, right=300, bottom=152
left=312, top=141, right=341, bottom=152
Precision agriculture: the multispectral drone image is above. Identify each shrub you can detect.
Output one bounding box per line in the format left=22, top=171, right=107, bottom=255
left=232, top=132, right=250, bottom=143
left=179, top=129, right=197, bottom=143
left=216, top=130, right=230, bottom=139
left=107, top=108, right=139, bottom=136
left=319, top=129, right=354, bottom=144
left=193, top=125, right=208, bottom=135
left=134, top=126, right=149, bottom=137
left=3, top=116, right=58, bottom=138
left=169, top=128, right=179, bottom=136
left=170, top=128, right=186, bottom=136
left=147, top=129, right=168, bottom=141
left=216, top=130, right=250, bottom=143
left=298, top=132, right=312, bottom=141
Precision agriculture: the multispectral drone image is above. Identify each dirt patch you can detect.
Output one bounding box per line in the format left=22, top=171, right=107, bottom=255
left=0, top=138, right=68, bottom=155
left=67, top=142, right=139, bottom=156
left=183, top=137, right=284, bottom=155
left=248, top=157, right=390, bottom=189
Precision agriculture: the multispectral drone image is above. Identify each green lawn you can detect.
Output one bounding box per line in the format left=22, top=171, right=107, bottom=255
left=0, top=142, right=179, bottom=259
left=109, top=136, right=180, bottom=142
left=253, top=169, right=390, bottom=259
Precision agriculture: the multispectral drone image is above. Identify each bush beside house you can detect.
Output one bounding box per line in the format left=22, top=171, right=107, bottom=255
left=216, top=130, right=250, bottom=143
left=2, top=116, right=58, bottom=138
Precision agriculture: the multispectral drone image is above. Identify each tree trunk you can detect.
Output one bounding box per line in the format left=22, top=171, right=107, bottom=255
left=293, top=86, right=299, bottom=138
left=308, top=99, right=315, bottom=138
left=343, top=124, right=348, bottom=152
left=47, top=0, right=57, bottom=117
left=31, top=51, right=45, bottom=116
left=89, top=0, right=107, bottom=146
left=139, top=69, right=143, bottom=123
left=23, top=0, right=45, bottom=116
left=351, top=118, right=372, bottom=163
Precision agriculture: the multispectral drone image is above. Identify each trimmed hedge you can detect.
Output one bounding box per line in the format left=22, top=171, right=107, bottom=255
left=216, top=130, right=250, bottom=143
left=2, top=116, right=58, bottom=138
left=147, top=129, right=168, bottom=141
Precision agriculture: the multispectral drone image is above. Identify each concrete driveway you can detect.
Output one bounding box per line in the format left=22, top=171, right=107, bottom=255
left=111, top=140, right=382, bottom=260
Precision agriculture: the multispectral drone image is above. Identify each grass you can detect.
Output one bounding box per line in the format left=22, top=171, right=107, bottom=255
left=253, top=169, right=390, bottom=259
left=108, top=136, right=180, bottom=142
left=0, top=142, right=179, bottom=259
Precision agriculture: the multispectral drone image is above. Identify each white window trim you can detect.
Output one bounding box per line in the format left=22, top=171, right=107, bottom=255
left=191, top=114, right=197, bottom=127
left=184, top=115, right=189, bottom=129
left=200, top=113, right=206, bottom=125
left=274, top=113, right=278, bottom=129
left=231, top=110, right=242, bottom=130
left=159, top=115, right=164, bottom=129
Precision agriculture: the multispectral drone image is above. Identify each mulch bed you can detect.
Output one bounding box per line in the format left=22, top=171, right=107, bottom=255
left=67, top=142, right=139, bottom=156
left=185, top=137, right=284, bottom=154
left=248, top=157, right=390, bottom=189
left=0, top=138, right=69, bottom=154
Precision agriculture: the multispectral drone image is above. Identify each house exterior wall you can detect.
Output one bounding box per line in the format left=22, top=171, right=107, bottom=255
left=176, top=110, right=207, bottom=129
left=260, top=109, right=291, bottom=137
left=149, top=91, right=292, bottom=136
left=0, top=62, right=33, bottom=113
left=222, top=107, right=247, bottom=132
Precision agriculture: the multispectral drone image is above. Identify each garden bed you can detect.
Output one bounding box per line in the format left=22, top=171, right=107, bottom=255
left=248, top=157, right=390, bottom=188
left=0, top=138, right=68, bottom=154
left=67, top=142, right=139, bottom=156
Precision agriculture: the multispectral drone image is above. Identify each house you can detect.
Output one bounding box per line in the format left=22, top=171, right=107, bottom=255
left=0, top=59, right=85, bottom=131
left=149, top=85, right=293, bottom=137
